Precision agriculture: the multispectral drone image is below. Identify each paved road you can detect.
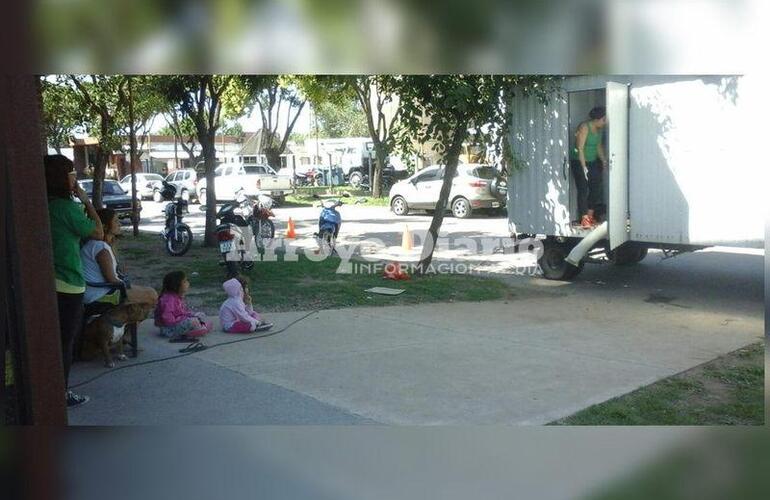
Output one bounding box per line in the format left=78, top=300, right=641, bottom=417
left=69, top=237, right=764, bottom=424
left=136, top=200, right=524, bottom=271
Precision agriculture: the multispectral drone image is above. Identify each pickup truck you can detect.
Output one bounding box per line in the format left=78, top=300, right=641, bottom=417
left=196, top=164, right=293, bottom=204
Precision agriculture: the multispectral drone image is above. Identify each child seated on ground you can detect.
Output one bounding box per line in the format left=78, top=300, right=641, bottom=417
left=154, top=271, right=212, bottom=343
left=219, top=276, right=272, bottom=333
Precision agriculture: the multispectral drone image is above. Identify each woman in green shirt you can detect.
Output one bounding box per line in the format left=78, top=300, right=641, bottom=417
left=570, top=106, right=608, bottom=228
left=45, top=155, right=103, bottom=408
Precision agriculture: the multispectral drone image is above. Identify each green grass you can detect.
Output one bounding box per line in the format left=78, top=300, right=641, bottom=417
left=117, top=231, right=511, bottom=314
left=285, top=186, right=390, bottom=208
left=190, top=253, right=511, bottom=312
left=551, top=342, right=764, bottom=425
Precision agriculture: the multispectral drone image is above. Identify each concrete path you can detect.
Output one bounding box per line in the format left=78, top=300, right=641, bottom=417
left=69, top=270, right=763, bottom=425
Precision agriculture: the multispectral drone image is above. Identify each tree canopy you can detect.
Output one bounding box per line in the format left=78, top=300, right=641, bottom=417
left=40, top=77, right=85, bottom=153
left=383, top=75, right=555, bottom=270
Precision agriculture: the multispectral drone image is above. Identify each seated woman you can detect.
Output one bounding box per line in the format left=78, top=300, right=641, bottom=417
left=81, top=208, right=158, bottom=308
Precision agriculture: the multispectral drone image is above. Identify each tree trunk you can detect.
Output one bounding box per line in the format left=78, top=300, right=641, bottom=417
left=92, top=146, right=109, bottom=209
left=371, top=141, right=388, bottom=198
left=127, top=76, right=140, bottom=237
left=265, top=149, right=282, bottom=171
left=201, top=132, right=218, bottom=247
left=416, top=127, right=467, bottom=274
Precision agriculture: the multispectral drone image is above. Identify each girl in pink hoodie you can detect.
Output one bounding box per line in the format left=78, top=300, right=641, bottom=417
left=219, top=276, right=272, bottom=333
left=154, top=271, right=212, bottom=341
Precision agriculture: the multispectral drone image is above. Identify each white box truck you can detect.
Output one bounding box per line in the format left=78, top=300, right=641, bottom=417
left=507, top=75, right=764, bottom=279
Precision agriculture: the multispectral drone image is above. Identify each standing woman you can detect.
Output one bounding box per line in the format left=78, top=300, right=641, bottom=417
left=45, top=155, right=104, bottom=408
left=570, top=106, right=608, bottom=228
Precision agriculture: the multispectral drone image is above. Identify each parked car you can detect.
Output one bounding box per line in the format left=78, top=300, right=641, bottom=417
left=388, top=163, right=506, bottom=218
left=78, top=179, right=142, bottom=222
left=118, top=173, right=164, bottom=200
left=196, top=163, right=293, bottom=204
left=157, top=169, right=199, bottom=203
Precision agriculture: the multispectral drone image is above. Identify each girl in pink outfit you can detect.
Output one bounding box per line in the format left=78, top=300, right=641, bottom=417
left=154, top=271, right=212, bottom=341
left=220, top=276, right=272, bottom=333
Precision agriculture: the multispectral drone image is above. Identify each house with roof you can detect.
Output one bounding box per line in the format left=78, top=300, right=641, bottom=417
left=237, top=129, right=296, bottom=170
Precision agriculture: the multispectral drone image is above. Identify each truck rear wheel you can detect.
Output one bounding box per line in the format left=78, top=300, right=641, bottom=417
left=538, top=240, right=583, bottom=280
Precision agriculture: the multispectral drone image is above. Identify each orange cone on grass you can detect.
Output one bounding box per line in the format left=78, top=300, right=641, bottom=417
left=285, top=217, right=296, bottom=239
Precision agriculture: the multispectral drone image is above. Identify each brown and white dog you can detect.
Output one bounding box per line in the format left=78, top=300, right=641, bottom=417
left=81, top=303, right=151, bottom=367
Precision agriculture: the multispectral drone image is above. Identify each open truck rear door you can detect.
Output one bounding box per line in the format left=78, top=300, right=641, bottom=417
left=606, top=82, right=630, bottom=250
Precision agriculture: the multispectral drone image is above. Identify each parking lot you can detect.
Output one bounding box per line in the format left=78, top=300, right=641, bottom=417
left=133, top=199, right=527, bottom=272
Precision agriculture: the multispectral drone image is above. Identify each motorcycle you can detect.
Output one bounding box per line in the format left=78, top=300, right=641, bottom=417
left=159, top=181, right=193, bottom=256
left=216, top=189, right=275, bottom=277
left=294, top=168, right=326, bottom=187
left=314, top=199, right=344, bottom=253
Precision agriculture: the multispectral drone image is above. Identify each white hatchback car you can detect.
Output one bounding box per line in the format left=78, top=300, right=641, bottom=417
left=118, top=173, right=164, bottom=200
left=389, top=163, right=506, bottom=218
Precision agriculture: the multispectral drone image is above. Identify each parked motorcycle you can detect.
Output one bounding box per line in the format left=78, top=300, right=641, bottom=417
left=294, top=167, right=326, bottom=187
left=216, top=189, right=276, bottom=277
left=315, top=199, right=344, bottom=253
left=159, top=181, right=193, bottom=256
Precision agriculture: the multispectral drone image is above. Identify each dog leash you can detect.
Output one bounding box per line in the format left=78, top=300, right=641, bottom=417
left=70, top=310, right=319, bottom=390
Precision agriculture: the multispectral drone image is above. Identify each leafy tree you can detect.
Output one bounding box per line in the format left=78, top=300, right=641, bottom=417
left=350, top=76, right=402, bottom=197
left=221, top=121, right=244, bottom=139
left=160, top=110, right=201, bottom=168
left=156, top=75, right=234, bottom=246
left=223, top=76, right=306, bottom=170
left=118, top=75, right=165, bottom=157
left=313, top=98, right=368, bottom=138
left=40, top=77, right=84, bottom=153
left=288, top=131, right=308, bottom=144
left=291, top=75, right=402, bottom=197
left=123, top=76, right=166, bottom=235
left=67, top=75, right=129, bottom=208
left=384, top=75, right=554, bottom=272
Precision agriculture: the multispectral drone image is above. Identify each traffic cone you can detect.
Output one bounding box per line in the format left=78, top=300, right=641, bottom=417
left=383, top=261, right=411, bottom=281
left=285, top=217, right=296, bottom=239
left=401, top=224, right=413, bottom=251
left=383, top=261, right=400, bottom=280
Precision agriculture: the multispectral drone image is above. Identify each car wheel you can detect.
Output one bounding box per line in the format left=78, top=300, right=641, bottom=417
left=153, top=190, right=162, bottom=203
left=198, top=189, right=207, bottom=206
left=349, top=172, right=363, bottom=189
left=451, top=197, right=472, bottom=218
left=391, top=196, right=409, bottom=216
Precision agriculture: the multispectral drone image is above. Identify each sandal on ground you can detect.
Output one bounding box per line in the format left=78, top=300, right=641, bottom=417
left=255, top=322, right=274, bottom=332
left=179, top=341, right=207, bottom=354
left=169, top=336, right=196, bottom=343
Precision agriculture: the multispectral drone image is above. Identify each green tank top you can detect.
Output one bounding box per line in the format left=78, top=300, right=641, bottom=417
left=571, top=122, right=601, bottom=162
